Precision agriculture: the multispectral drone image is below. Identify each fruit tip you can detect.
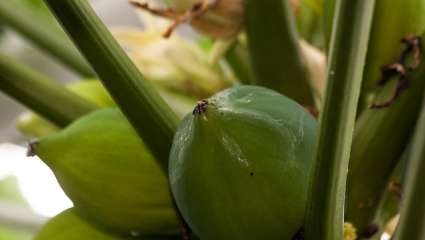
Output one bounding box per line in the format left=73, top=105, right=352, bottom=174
left=26, top=140, right=39, bottom=157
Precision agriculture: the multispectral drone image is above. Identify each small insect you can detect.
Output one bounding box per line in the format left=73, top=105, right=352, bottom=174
left=193, top=99, right=209, bottom=115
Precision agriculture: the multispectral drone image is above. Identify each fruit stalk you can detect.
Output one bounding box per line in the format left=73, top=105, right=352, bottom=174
left=392, top=95, right=425, bottom=240
left=0, top=53, right=97, bottom=127
left=303, top=0, right=376, bottom=239
left=245, top=0, right=314, bottom=105
left=0, top=0, right=95, bottom=77
left=43, top=0, right=179, bottom=171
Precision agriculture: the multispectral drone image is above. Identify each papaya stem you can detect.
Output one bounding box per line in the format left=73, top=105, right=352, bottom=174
left=225, top=40, right=256, bottom=85
left=43, top=0, right=179, bottom=171
left=0, top=53, right=98, bottom=127
left=392, top=95, right=425, bottom=240
left=303, top=0, right=376, bottom=239
left=245, top=0, right=314, bottom=105
left=346, top=34, right=425, bottom=236
left=0, top=1, right=95, bottom=77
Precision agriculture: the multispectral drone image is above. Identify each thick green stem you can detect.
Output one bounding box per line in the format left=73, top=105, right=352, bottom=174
left=304, top=0, right=375, bottom=239
left=0, top=53, right=97, bottom=127
left=245, top=0, right=314, bottom=105
left=346, top=34, right=425, bottom=236
left=43, top=0, right=179, bottom=171
left=392, top=96, right=425, bottom=240
left=0, top=0, right=95, bottom=77
left=225, top=40, right=255, bottom=85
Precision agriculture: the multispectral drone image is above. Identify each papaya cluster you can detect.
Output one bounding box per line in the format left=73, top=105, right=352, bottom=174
left=20, top=0, right=424, bottom=239
left=24, top=1, right=323, bottom=238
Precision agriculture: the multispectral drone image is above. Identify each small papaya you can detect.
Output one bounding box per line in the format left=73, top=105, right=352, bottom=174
left=32, top=108, right=181, bottom=236
left=34, top=208, right=180, bottom=240
left=169, top=85, right=318, bottom=240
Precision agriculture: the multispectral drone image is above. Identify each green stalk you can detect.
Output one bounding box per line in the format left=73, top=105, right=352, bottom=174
left=392, top=96, right=425, bottom=240
left=346, top=34, right=425, bottom=236
left=225, top=41, right=255, bottom=85
left=0, top=0, right=95, bottom=77
left=43, top=0, right=179, bottom=171
left=304, top=0, right=375, bottom=239
left=0, top=53, right=97, bottom=127
left=245, top=0, right=314, bottom=105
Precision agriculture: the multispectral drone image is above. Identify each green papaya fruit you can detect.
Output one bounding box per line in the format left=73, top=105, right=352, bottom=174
left=34, top=208, right=179, bottom=240
left=17, top=80, right=195, bottom=138
left=33, top=108, right=181, bottom=236
left=169, top=85, right=318, bottom=240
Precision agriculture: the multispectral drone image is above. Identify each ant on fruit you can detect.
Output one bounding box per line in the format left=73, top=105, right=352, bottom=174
left=193, top=99, right=209, bottom=115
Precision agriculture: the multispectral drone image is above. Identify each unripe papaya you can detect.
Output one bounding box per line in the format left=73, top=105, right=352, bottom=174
left=169, top=85, right=318, bottom=240
left=34, top=208, right=180, bottom=240
left=33, top=108, right=181, bottom=236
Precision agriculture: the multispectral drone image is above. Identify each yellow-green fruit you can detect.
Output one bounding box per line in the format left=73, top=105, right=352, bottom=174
left=34, top=108, right=181, bottom=236
left=16, top=80, right=114, bottom=138
left=34, top=208, right=180, bottom=240
left=169, top=85, right=318, bottom=239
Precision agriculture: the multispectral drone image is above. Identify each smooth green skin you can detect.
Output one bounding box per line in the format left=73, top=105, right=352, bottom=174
left=17, top=80, right=195, bottom=138
left=34, top=208, right=180, bottom=240
left=169, top=86, right=318, bottom=240
left=35, top=108, right=181, bottom=236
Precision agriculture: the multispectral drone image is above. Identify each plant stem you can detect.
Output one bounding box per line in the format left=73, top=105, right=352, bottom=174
left=0, top=0, right=95, bottom=77
left=0, top=53, right=97, bottom=127
left=392, top=96, right=425, bottom=240
left=303, top=0, right=375, bottom=239
left=245, top=0, right=314, bottom=105
left=346, top=34, right=425, bottom=236
left=43, top=0, right=179, bottom=171
left=225, top=40, right=255, bottom=85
